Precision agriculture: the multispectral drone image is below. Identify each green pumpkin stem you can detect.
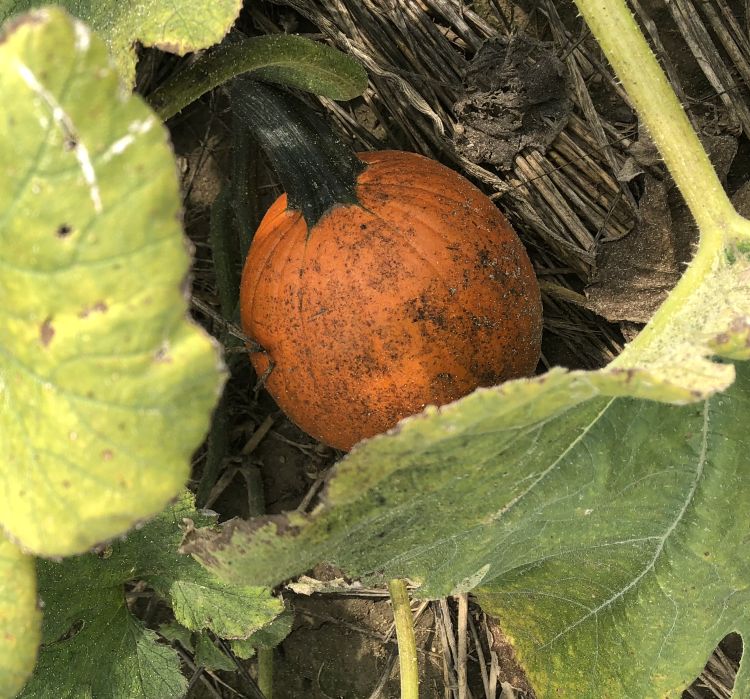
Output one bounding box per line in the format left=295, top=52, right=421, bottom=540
left=231, top=78, right=366, bottom=228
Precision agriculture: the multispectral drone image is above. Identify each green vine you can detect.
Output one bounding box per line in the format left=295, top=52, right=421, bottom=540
left=572, top=0, right=750, bottom=364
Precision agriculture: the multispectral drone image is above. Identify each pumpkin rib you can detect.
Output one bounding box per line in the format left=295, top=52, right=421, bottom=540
left=363, top=197, right=466, bottom=255
left=295, top=229, right=325, bottom=410
left=368, top=194, right=541, bottom=382
left=245, top=218, right=308, bottom=421
left=252, top=196, right=291, bottom=243
left=365, top=183, right=508, bottom=236
left=357, top=153, right=480, bottom=193
left=358, top=180, right=478, bottom=210
left=244, top=211, right=302, bottom=348
left=360, top=204, right=465, bottom=304
left=366, top=207, right=539, bottom=387
left=361, top=196, right=534, bottom=322
left=245, top=210, right=300, bottom=298
left=271, top=220, right=309, bottom=405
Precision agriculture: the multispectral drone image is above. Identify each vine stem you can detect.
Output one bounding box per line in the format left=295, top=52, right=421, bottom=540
left=388, top=579, right=419, bottom=699
left=258, top=647, right=273, bottom=698
left=572, top=0, right=747, bottom=361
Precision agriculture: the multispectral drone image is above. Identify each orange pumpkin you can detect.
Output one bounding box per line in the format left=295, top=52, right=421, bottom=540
left=235, top=82, right=542, bottom=451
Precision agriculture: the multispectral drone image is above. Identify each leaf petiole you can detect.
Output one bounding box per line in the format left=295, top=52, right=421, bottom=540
left=388, top=579, right=419, bottom=699
left=572, top=0, right=750, bottom=363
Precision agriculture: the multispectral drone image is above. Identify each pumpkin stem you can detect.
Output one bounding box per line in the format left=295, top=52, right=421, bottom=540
left=231, top=77, right=366, bottom=228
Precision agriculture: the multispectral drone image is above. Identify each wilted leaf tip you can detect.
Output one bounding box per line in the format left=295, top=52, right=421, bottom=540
left=0, top=7, right=46, bottom=45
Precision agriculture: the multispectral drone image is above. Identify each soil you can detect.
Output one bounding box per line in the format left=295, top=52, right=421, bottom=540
left=274, top=594, right=447, bottom=699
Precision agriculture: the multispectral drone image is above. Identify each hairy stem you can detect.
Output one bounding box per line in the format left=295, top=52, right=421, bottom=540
left=258, top=647, right=273, bottom=698
left=231, top=78, right=365, bottom=228
left=388, top=579, right=419, bottom=699
left=573, top=0, right=735, bottom=236
left=573, top=0, right=747, bottom=361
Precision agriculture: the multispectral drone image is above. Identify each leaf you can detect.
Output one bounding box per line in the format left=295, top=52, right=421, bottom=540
left=158, top=621, right=194, bottom=651
left=0, top=7, right=223, bottom=556
left=234, top=609, right=294, bottom=650
left=22, top=598, right=187, bottom=699
left=0, top=0, right=243, bottom=87
left=19, top=492, right=286, bottom=699
left=180, top=356, right=750, bottom=599
left=183, top=364, right=750, bottom=697
left=0, top=534, right=40, bottom=698
left=180, top=369, right=608, bottom=594
left=184, top=225, right=750, bottom=592
left=475, top=362, right=750, bottom=697
left=148, top=34, right=369, bottom=121
left=160, top=622, right=242, bottom=671
left=193, top=634, right=236, bottom=672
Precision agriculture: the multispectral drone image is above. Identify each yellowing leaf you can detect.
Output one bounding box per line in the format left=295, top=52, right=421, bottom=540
left=0, top=0, right=243, bottom=86
left=0, top=8, right=223, bottom=556
left=0, top=534, right=40, bottom=697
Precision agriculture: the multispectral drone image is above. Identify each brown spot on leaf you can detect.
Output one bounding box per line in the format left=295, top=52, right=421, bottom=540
left=0, top=12, right=44, bottom=45
left=154, top=344, right=172, bottom=363
left=487, top=618, right=536, bottom=696
left=56, top=224, right=73, bottom=238
left=713, top=333, right=730, bottom=346
left=102, top=449, right=113, bottom=461
left=39, top=317, right=55, bottom=347
left=78, top=300, right=108, bottom=318
left=179, top=513, right=304, bottom=567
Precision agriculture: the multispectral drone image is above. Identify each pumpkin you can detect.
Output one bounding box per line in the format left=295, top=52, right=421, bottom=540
left=235, top=80, right=542, bottom=451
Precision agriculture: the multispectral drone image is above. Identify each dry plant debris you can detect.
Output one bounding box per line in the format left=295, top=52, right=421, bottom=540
left=452, top=35, right=573, bottom=171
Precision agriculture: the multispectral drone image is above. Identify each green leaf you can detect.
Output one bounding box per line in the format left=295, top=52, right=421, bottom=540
left=158, top=621, right=194, bottom=652
left=234, top=609, right=294, bottom=651
left=0, top=0, right=243, bottom=87
left=20, top=492, right=286, bottom=698
left=476, top=362, right=750, bottom=697
left=148, top=35, right=369, bottom=121
left=0, top=534, right=40, bottom=698
left=22, top=596, right=187, bottom=699
left=160, top=622, right=239, bottom=671
left=182, top=363, right=750, bottom=697
left=0, top=7, right=223, bottom=556
left=180, top=369, right=608, bottom=593
left=193, top=634, right=236, bottom=672
left=229, top=638, right=256, bottom=660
